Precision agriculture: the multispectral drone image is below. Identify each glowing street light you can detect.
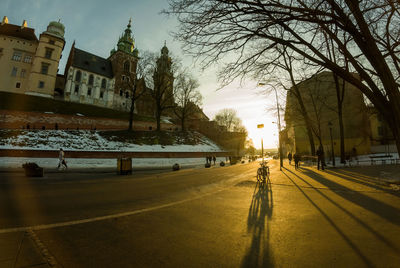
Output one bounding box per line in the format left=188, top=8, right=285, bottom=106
left=257, top=124, right=264, bottom=163
left=258, top=83, right=283, bottom=170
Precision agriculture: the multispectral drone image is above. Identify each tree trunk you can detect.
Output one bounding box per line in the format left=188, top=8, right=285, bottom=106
left=181, top=115, right=185, bottom=132
left=292, top=86, right=316, bottom=155
left=333, top=73, right=346, bottom=164
left=156, top=108, right=161, bottom=131
left=128, top=98, right=135, bottom=131
left=338, top=107, right=346, bottom=163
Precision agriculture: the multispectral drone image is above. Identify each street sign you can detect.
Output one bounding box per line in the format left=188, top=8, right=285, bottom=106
left=257, top=124, right=264, bottom=129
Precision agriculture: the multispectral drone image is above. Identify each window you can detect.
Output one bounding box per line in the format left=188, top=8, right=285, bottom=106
left=38, top=81, right=45, bottom=88
left=125, top=91, right=129, bottom=98
left=20, top=69, right=26, bottom=78
left=122, top=75, right=125, bottom=81
left=41, top=63, right=49, bottom=74
left=12, top=51, right=22, bottom=61
left=87, top=88, right=92, bottom=96
left=126, top=77, right=130, bottom=82
left=45, top=48, right=53, bottom=59
left=101, top=79, right=106, bottom=89
left=119, top=89, right=123, bottom=96
left=16, top=82, right=21, bottom=88
left=124, top=61, right=130, bottom=72
left=23, top=55, right=32, bottom=63
left=49, top=40, right=55, bottom=45
left=75, top=70, right=81, bottom=82
left=0, top=48, right=3, bottom=53
left=88, top=74, right=94, bottom=85
left=74, top=84, right=79, bottom=94
left=100, top=91, right=104, bottom=99
left=11, top=67, right=17, bottom=77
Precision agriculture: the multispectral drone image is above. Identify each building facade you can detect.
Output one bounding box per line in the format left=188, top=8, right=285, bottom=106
left=284, top=71, right=371, bottom=156
left=0, top=16, right=65, bottom=98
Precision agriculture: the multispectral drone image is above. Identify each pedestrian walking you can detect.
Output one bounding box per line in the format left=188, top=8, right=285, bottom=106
left=212, top=156, right=216, bottom=165
left=316, top=146, right=325, bottom=170
left=294, top=152, right=301, bottom=170
left=288, top=152, right=292, bottom=165
left=58, top=148, right=68, bottom=170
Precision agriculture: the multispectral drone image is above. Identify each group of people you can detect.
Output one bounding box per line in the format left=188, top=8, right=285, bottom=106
left=206, top=155, right=217, bottom=165
left=287, top=145, right=327, bottom=170
left=287, top=151, right=301, bottom=169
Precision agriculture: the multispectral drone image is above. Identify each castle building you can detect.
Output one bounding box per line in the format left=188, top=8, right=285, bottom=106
left=63, top=19, right=146, bottom=112
left=0, top=16, right=65, bottom=98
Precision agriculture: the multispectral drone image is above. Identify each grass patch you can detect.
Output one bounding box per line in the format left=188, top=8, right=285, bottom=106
left=0, top=92, right=155, bottom=122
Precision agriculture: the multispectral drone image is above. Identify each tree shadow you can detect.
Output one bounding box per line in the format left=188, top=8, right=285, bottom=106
left=241, top=180, right=274, bottom=267
left=284, top=168, right=399, bottom=254
left=282, top=169, right=375, bottom=267
left=299, top=168, right=400, bottom=226
left=325, top=169, right=400, bottom=197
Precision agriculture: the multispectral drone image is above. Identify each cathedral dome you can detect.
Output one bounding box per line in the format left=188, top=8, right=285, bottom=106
left=45, top=20, right=65, bottom=39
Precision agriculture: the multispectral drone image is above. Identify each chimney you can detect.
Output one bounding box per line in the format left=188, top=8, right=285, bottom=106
left=1, top=16, right=8, bottom=25
left=21, top=20, right=27, bottom=29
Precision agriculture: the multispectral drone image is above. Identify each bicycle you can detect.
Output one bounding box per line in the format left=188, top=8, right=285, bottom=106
left=257, top=161, right=270, bottom=184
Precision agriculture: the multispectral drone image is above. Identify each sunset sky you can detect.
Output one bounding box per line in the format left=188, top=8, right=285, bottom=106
left=2, top=0, right=281, bottom=149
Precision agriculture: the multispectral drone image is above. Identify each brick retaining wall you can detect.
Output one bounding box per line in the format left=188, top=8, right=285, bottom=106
left=0, top=110, right=180, bottom=131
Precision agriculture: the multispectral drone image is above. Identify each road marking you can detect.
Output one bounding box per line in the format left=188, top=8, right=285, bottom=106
left=0, top=187, right=229, bottom=234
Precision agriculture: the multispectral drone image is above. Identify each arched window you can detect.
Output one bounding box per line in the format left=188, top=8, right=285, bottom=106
left=125, top=91, right=129, bottom=98
left=75, top=70, right=81, bottom=82
left=119, top=89, right=123, bottom=96
left=124, top=61, right=130, bottom=72
left=101, top=79, right=106, bottom=89
left=88, top=74, right=94, bottom=85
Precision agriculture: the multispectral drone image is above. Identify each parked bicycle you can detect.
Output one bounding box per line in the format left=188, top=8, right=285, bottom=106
left=257, top=161, right=270, bottom=184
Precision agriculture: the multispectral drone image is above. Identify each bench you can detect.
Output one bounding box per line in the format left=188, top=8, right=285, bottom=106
left=369, top=154, right=393, bottom=165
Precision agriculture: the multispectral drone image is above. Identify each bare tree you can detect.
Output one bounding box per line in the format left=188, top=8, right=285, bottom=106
left=164, top=0, right=400, bottom=154
left=174, top=70, right=202, bottom=131
left=152, top=47, right=180, bottom=131
left=127, top=51, right=155, bottom=131
left=214, top=108, right=244, bottom=132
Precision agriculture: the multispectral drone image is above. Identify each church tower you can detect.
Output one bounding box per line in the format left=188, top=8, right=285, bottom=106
left=153, top=42, right=174, bottom=108
left=27, top=21, right=65, bottom=97
left=109, top=18, right=139, bottom=111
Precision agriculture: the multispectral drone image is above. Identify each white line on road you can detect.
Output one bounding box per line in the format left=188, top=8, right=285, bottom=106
left=0, top=187, right=228, bottom=235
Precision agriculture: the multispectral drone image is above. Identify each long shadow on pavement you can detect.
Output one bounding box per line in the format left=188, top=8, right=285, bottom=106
left=299, top=168, right=400, bottom=227
left=241, top=180, right=274, bottom=267
left=282, top=169, right=375, bottom=267
left=324, top=169, right=400, bottom=197
left=284, top=168, right=399, bottom=254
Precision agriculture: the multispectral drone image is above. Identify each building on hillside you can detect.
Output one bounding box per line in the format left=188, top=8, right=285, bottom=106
left=0, top=16, right=65, bottom=98
left=284, top=71, right=371, bottom=156
left=62, top=19, right=155, bottom=117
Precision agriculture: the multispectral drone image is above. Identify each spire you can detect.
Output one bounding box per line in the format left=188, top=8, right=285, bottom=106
left=112, top=18, right=137, bottom=56
left=2, top=16, right=8, bottom=25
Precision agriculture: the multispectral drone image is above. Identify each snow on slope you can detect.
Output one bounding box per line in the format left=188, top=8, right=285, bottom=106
left=0, top=130, right=224, bottom=152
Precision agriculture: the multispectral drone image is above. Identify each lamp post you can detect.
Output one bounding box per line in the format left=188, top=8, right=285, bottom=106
left=258, top=82, right=283, bottom=170
left=328, top=121, right=335, bottom=167
left=257, top=124, right=264, bottom=163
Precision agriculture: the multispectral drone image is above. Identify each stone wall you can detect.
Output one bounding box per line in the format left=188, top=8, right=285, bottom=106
left=0, top=110, right=180, bottom=131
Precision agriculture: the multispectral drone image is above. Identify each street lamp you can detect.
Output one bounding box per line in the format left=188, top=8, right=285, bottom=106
left=328, top=121, right=335, bottom=167
left=258, top=82, right=283, bottom=170
left=257, top=124, right=264, bottom=163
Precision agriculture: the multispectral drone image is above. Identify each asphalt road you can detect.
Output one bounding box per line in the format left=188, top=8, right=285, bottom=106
left=0, top=160, right=399, bottom=267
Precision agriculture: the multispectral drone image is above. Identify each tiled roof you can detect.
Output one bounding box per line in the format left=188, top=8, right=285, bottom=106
left=0, top=23, right=38, bottom=41
left=72, top=47, right=113, bottom=78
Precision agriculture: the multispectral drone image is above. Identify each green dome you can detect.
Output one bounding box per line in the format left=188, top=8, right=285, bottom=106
left=45, top=20, right=65, bottom=39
